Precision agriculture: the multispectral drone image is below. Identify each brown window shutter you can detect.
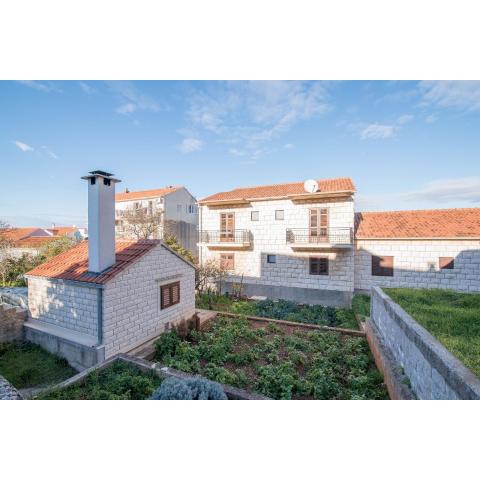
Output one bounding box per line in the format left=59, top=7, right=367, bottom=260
left=372, top=255, right=394, bottom=277
left=220, top=253, right=234, bottom=270
left=161, top=281, right=181, bottom=310
left=439, top=257, right=454, bottom=270
left=309, top=257, right=328, bottom=275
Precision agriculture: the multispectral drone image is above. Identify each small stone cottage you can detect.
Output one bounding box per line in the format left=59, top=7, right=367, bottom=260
left=25, top=171, right=196, bottom=370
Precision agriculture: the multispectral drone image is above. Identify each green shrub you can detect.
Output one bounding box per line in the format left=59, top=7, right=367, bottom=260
left=151, top=377, right=227, bottom=400
left=154, top=330, right=181, bottom=361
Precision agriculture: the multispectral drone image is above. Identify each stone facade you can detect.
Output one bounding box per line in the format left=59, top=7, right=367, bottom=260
left=370, top=286, right=480, bottom=399
left=0, top=303, right=27, bottom=342
left=28, top=278, right=99, bottom=338
left=199, top=197, right=355, bottom=305
left=355, top=239, right=480, bottom=293
left=102, top=245, right=196, bottom=357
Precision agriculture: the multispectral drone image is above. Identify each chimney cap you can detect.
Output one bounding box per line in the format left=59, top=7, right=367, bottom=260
left=89, top=170, right=113, bottom=177
left=81, top=170, right=121, bottom=183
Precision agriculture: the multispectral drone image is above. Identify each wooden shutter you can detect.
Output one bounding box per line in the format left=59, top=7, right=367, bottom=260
left=220, top=253, right=234, bottom=270
left=309, top=208, right=328, bottom=242
left=439, top=257, right=454, bottom=270
left=372, top=256, right=394, bottom=277
left=309, top=257, right=328, bottom=275
left=161, top=282, right=181, bottom=310
left=220, top=213, right=235, bottom=241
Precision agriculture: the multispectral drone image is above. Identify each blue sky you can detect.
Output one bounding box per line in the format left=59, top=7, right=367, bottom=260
left=1, top=80, right=479, bottom=227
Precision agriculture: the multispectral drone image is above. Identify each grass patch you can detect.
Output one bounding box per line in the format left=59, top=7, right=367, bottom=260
left=386, top=288, right=480, bottom=378
left=154, top=317, right=388, bottom=400
left=0, top=342, right=77, bottom=389
left=196, top=294, right=360, bottom=330
left=38, top=361, right=162, bottom=400
left=352, top=294, right=371, bottom=318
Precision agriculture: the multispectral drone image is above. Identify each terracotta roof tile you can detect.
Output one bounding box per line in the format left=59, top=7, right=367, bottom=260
left=199, top=177, right=355, bottom=203
left=115, top=187, right=182, bottom=202
left=26, top=240, right=160, bottom=284
left=1, top=227, right=40, bottom=242
left=15, top=237, right=60, bottom=248
left=355, top=208, right=480, bottom=239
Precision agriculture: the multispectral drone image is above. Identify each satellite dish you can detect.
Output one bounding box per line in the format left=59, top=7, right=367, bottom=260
left=304, top=179, right=319, bottom=193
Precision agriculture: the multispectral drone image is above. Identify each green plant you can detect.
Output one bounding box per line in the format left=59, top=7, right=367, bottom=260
left=151, top=377, right=227, bottom=400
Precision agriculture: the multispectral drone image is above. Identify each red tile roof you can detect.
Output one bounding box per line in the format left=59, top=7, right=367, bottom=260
left=1, top=227, right=40, bottom=242
left=15, top=237, right=60, bottom=248
left=0, top=226, right=79, bottom=248
left=26, top=240, right=161, bottom=284
left=199, top=177, right=355, bottom=204
left=355, top=208, right=480, bottom=239
left=115, top=187, right=182, bottom=202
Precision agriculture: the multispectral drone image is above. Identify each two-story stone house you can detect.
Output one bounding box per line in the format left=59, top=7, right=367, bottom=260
left=198, top=178, right=356, bottom=307
left=115, top=186, right=198, bottom=254
left=199, top=178, right=480, bottom=307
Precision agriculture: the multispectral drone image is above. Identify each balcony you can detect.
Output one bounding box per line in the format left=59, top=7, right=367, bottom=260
left=286, top=228, right=353, bottom=250
left=199, top=230, right=252, bottom=249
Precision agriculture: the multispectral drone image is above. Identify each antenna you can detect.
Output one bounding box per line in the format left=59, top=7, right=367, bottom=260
left=304, top=179, right=319, bottom=193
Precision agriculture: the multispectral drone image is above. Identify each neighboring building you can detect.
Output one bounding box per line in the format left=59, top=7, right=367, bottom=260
left=198, top=178, right=356, bottom=307
left=115, top=186, right=198, bottom=254
left=0, top=226, right=86, bottom=258
left=25, top=171, right=196, bottom=370
left=199, top=178, right=480, bottom=307
left=354, top=208, right=480, bottom=293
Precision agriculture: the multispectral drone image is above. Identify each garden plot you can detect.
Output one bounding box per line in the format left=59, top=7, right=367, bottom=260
left=196, top=294, right=360, bottom=330
left=154, top=316, right=389, bottom=400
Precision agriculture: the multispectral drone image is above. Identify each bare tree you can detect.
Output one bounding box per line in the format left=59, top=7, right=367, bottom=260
left=0, top=219, right=14, bottom=285
left=120, top=205, right=163, bottom=240
left=195, top=258, right=228, bottom=294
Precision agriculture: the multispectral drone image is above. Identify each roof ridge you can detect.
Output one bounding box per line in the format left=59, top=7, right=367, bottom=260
left=357, top=207, right=480, bottom=215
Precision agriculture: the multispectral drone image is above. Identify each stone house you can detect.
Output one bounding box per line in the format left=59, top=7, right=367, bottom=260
left=25, top=171, right=196, bottom=370
left=199, top=178, right=480, bottom=307
left=115, top=185, right=198, bottom=254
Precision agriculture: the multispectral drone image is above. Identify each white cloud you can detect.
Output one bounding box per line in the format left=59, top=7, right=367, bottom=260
left=360, top=123, right=395, bottom=140
left=14, top=140, right=34, bottom=152
left=41, top=146, right=58, bottom=159
left=396, top=114, right=414, bottom=125
left=284, top=143, right=295, bottom=149
left=79, top=81, right=96, bottom=94
left=17, top=81, right=58, bottom=93
left=185, top=81, right=330, bottom=156
left=179, top=138, right=203, bottom=153
left=425, top=114, right=438, bottom=124
left=107, top=81, right=160, bottom=115
left=419, top=81, right=480, bottom=112
left=402, top=177, right=480, bottom=204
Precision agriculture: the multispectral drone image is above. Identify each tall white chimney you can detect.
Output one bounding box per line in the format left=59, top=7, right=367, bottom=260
left=81, top=170, right=121, bottom=273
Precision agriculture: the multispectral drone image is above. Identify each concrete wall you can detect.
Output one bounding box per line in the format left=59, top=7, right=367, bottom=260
left=199, top=197, right=355, bottom=303
left=355, top=239, right=480, bottom=293
left=0, top=303, right=27, bottom=342
left=102, top=244, right=196, bottom=358
left=28, top=278, right=99, bottom=337
left=370, top=286, right=480, bottom=399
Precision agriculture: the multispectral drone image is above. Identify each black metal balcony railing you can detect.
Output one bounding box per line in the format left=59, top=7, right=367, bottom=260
left=200, top=230, right=252, bottom=244
left=286, top=228, right=353, bottom=245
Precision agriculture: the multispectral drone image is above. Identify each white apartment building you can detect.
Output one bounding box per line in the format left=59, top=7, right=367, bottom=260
left=199, top=178, right=480, bottom=307
left=115, top=186, right=198, bottom=253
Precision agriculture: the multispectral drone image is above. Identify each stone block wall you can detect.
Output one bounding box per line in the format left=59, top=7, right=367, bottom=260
left=27, top=278, right=99, bottom=337
left=102, top=244, right=196, bottom=358
left=370, top=286, right=480, bottom=399
left=355, top=239, right=480, bottom=293
left=200, top=197, right=355, bottom=295
left=0, top=375, right=22, bottom=400
left=0, top=303, right=27, bottom=342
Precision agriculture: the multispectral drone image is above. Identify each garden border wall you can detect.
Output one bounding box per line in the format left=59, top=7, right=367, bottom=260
left=0, top=303, right=27, bottom=343
left=369, top=286, right=480, bottom=400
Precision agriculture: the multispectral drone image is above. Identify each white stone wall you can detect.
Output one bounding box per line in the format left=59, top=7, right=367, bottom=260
left=355, top=239, right=480, bottom=292
left=102, top=244, right=195, bottom=357
left=199, top=197, right=355, bottom=293
left=27, top=277, right=99, bottom=337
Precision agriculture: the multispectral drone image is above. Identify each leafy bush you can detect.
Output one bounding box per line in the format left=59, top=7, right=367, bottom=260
left=151, top=377, right=227, bottom=400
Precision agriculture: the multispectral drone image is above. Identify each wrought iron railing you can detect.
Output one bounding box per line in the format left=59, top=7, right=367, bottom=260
left=286, top=228, right=353, bottom=245
left=199, top=230, right=252, bottom=244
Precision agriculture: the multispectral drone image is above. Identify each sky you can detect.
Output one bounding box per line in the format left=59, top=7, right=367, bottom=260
left=0, top=80, right=479, bottom=228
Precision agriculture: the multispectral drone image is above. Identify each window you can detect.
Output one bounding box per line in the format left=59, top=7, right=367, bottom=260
left=177, top=204, right=182, bottom=213
left=160, top=282, right=180, bottom=310
left=275, top=210, right=284, bottom=221
left=251, top=211, right=259, bottom=221
left=372, top=256, right=394, bottom=277
left=267, top=254, right=277, bottom=264
left=309, top=257, right=329, bottom=275
left=220, top=253, right=235, bottom=271
left=439, top=257, right=455, bottom=270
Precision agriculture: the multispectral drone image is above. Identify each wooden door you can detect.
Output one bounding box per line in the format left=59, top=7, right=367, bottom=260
left=220, top=213, right=235, bottom=241
left=309, top=208, right=328, bottom=242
